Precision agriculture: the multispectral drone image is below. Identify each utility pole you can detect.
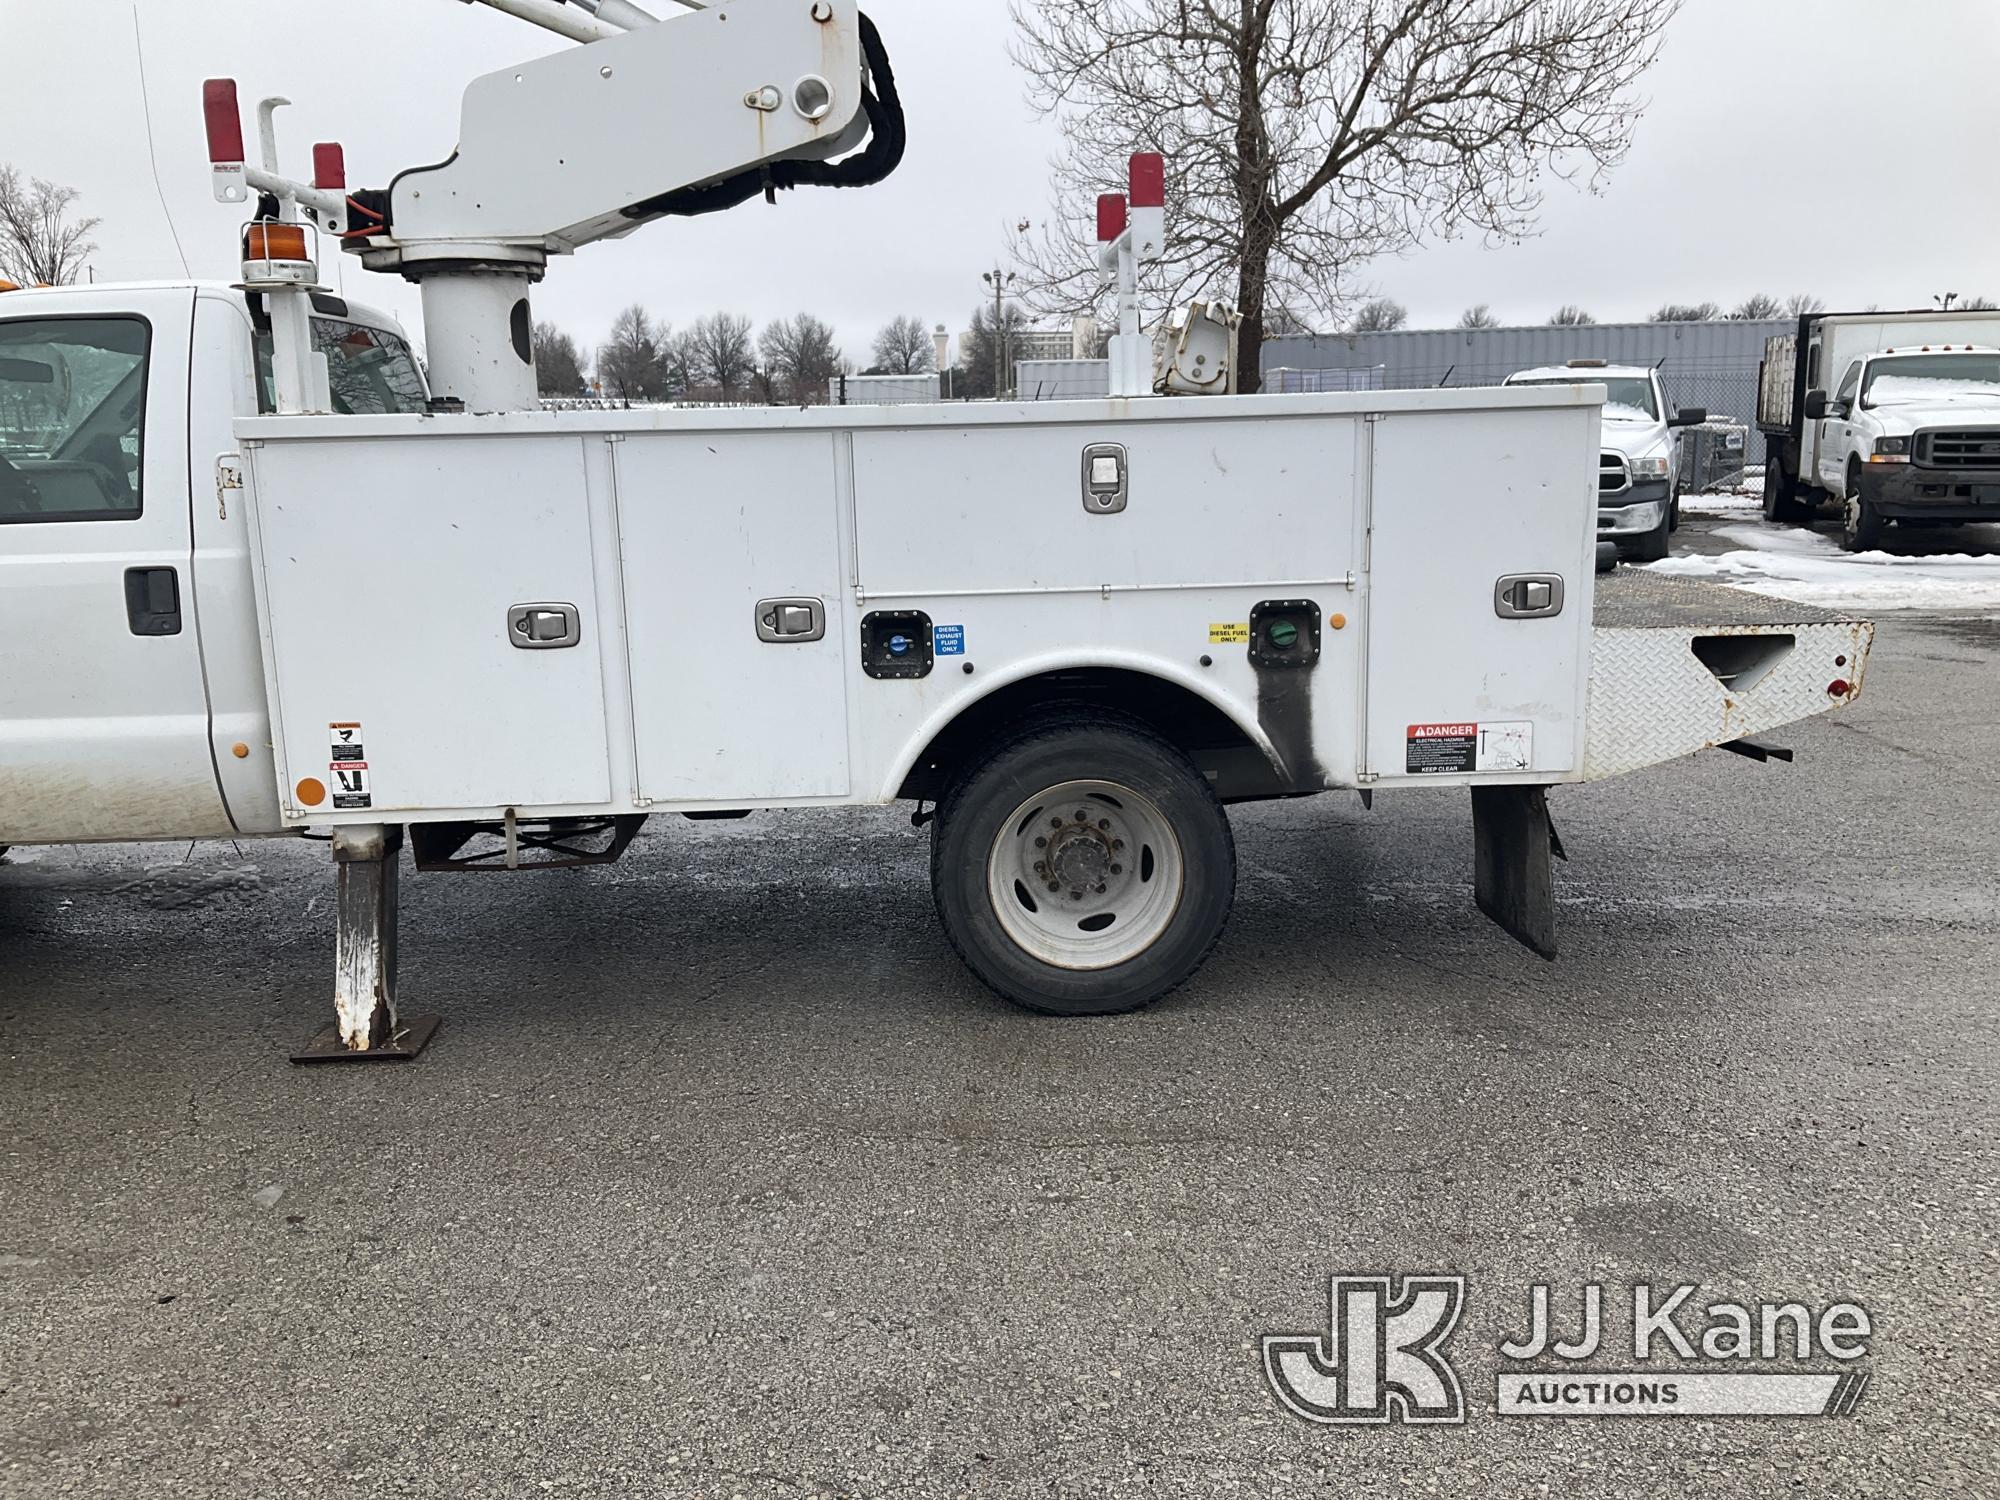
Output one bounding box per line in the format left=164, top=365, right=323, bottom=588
left=982, top=266, right=1015, bottom=398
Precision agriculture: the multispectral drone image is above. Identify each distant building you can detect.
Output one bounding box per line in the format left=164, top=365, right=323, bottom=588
left=1263, top=318, right=1794, bottom=460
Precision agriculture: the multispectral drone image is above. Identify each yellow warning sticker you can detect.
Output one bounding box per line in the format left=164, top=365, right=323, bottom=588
left=1208, top=622, right=1250, bottom=644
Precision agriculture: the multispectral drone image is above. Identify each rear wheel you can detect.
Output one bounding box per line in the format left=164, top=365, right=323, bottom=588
left=1841, top=459, right=1885, bottom=552
left=930, top=717, right=1235, bottom=1016
left=1762, top=451, right=1815, bottom=524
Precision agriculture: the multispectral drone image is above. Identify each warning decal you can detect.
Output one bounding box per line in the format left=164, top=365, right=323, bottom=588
left=934, top=624, right=966, bottom=656
left=329, top=721, right=365, bottom=763
left=1406, top=721, right=1534, bottom=775
left=1209, top=622, right=1250, bottom=644
left=330, top=762, right=372, bottom=810
left=1406, top=723, right=1477, bottom=775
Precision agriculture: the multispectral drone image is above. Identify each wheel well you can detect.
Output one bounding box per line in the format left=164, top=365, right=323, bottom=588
left=896, top=667, right=1287, bottom=803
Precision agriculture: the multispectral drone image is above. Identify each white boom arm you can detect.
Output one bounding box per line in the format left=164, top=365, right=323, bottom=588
left=205, top=0, right=903, bottom=411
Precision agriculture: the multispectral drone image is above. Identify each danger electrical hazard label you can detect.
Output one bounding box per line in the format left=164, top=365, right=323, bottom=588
left=330, top=762, right=372, bottom=810
left=1406, top=721, right=1534, bottom=775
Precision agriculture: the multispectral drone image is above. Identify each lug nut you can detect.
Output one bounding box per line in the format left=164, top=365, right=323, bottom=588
left=1111, top=864, right=1122, bottom=875
left=1047, top=881, right=1059, bottom=892
left=1051, top=818, right=1064, bottom=829
left=1098, top=819, right=1110, bottom=830
left=1034, top=836, right=1047, bottom=848
left=1075, top=811, right=1088, bottom=822
left=1112, top=839, right=1124, bottom=851
left=1094, top=883, right=1107, bottom=894
left=1070, top=888, right=1084, bottom=899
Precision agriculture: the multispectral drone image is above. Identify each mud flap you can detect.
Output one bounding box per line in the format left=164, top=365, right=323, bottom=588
left=1471, top=785, right=1559, bottom=961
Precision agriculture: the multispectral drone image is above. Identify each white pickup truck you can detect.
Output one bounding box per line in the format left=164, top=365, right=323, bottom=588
left=1504, top=361, right=1707, bottom=561
left=1759, top=310, right=2000, bottom=549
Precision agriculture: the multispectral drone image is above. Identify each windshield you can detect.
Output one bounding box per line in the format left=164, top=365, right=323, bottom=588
left=1510, top=374, right=1659, bottom=420
left=255, top=317, right=428, bottom=415
left=1862, top=353, right=2000, bottom=406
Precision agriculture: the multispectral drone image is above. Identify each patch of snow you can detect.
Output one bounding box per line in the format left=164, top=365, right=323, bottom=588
left=1682, top=493, right=1761, bottom=516
left=1646, top=523, right=2000, bottom=610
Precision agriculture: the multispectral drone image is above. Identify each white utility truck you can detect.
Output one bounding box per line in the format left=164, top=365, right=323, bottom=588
left=0, top=0, right=1874, bottom=1058
left=1504, top=361, right=1707, bottom=562
left=1759, top=309, right=2000, bottom=549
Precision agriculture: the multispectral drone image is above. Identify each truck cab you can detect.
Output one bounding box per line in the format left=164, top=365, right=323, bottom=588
left=1807, top=344, right=2000, bottom=550
left=1503, top=361, right=1705, bottom=561
left=0, top=280, right=424, bottom=846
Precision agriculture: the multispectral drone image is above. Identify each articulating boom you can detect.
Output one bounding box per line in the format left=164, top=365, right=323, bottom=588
left=204, top=0, right=903, bottom=410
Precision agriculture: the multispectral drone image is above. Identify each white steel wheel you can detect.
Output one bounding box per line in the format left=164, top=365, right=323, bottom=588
left=930, top=717, right=1236, bottom=1017
left=985, top=779, right=1185, bottom=970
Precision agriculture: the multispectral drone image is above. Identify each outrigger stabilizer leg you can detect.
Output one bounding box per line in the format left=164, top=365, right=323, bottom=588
left=291, top=825, right=441, bottom=1063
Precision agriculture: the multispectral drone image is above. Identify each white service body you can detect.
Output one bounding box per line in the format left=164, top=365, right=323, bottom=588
left=0, top=282, right=1871, bottom=849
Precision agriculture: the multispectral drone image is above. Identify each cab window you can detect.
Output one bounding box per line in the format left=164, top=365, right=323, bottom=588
left=0, top=316, right=148, bottom=523
left=255, top=318, right=428, bottom=415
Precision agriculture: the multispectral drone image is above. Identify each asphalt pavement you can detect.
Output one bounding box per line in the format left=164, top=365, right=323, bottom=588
left=3, top=527, right=1996, bottom=1497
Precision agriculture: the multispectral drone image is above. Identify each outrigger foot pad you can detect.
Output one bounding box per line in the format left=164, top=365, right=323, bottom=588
left=291, top=1014, right=442, bottom=1065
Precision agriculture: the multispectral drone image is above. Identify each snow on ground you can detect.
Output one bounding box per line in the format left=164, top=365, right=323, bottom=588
left=1646, top=522, right=2000, bottom=610
left=1681, top=467, right=1763, bottom=516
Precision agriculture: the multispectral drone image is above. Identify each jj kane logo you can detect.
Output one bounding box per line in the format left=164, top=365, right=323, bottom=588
left=1264, top=1276, right=1873, bottom=1425
left=1262, top=1275, right=1467, bottom=1425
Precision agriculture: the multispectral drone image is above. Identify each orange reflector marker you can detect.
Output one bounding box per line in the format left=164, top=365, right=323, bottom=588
left=1329, top=612, right=1348, bottom=630
left=231, top=742, right=251, bottom=759
left=296, top=777, right=327, bottom=807
left=245, top=222, right=311, bottom=262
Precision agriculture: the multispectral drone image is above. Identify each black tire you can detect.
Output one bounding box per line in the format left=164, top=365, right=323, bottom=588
left=1762, top=452, right=1814, bottom=524
left=1626, top=508, right=1671, bottom=562
left=930, top=716, right=1235, bottom=1017
left=1667, top=487, right=1682, bottom=533
left=1841, top=459, right=1884, bottom=552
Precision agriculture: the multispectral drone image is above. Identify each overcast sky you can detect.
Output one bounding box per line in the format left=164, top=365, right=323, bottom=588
left=6, top=0, right=1999, bottom=361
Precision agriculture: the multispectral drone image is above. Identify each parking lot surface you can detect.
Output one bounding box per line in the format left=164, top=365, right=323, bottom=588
left=3, top=598, right=1996, bottom=1496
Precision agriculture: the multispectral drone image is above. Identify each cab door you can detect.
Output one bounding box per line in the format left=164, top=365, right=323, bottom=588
left=1817, top=360, right=1863, bottom=490
left=0, top=288, right=231, bottom=843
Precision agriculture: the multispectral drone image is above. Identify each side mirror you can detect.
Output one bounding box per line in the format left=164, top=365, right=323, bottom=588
left=1803, top=390, right=1828, bottom=421
left=1669, top=406, right=1708, bottom=428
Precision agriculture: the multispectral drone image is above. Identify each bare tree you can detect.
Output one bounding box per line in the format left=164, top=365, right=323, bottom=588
left=1959, top=295, right=1999, bottom=312
left=0, top=167, right=99, bottom=287
left=1730, top=293, right=1784, bottom=320
left=1350, top=297, right=1407, bottom=333
left=532, top=322, right=587, bottom=397
left=870, top=315, right=935, bottom=374
left=956, top=303, right=1032, bottom=400
left=1549, top=305, right=1596, bottom=325
left=759, top=313, right=846, bottom=403
left=1783, top=292, right=1825, bottom=318
left=1652, top=301, right=1720, bottom=322
left=1009, top=0, right=1680, bottom=393
left=596, top=304, right=660, bottom=402
left=1457, top=304, right=1499, bottom=330
left=688, top=313, right=756, bottom=401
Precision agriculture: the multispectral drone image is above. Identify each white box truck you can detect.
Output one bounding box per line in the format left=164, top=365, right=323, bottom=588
left=1758, top=309, right=2000, bottom=548
left=0, top=0, right=1875, bottom=1057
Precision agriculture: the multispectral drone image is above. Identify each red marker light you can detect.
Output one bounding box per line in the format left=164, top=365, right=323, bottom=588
left=1827, top=679, right=1851, bottom=697
left=1097, top=192, right=1127, bottom=243
left=202, top=79, right=245, bottom=164
left=1129, top=152, right=1165, bottom=208
left=313, top=143, right=346, bottom=192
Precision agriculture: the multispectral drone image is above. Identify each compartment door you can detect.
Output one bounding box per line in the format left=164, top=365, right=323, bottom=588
left=246, top=432, right=611, bottom=816
left=615, top=432, right=850, bottom=803
left=1363, top=406, right=1596, bottom=782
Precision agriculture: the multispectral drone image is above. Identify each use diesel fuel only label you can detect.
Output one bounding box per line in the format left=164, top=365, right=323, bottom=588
left=1407, top=721, right=1533, bottom=775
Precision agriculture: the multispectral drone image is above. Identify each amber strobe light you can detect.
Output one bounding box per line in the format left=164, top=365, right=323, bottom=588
left=245, top=222, right=311, bottom=262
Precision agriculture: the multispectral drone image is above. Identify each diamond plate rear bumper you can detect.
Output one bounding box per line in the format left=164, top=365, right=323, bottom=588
left=1584, top=571, right=1873, bottom=780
